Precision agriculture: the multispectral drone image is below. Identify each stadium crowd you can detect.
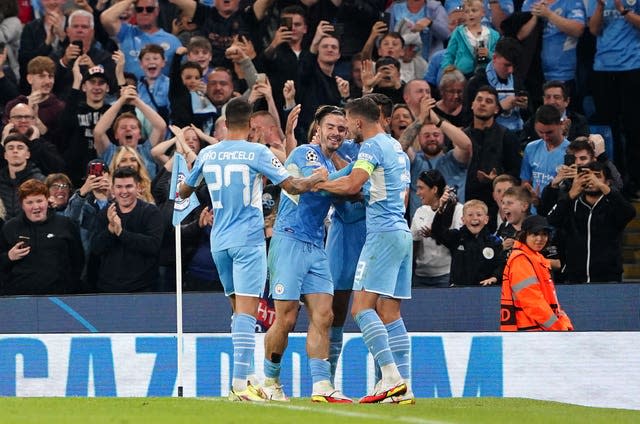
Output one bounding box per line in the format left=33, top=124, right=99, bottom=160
left=0, top=0, right=637, bottom=298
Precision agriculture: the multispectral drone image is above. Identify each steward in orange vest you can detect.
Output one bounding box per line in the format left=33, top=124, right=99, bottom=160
left=500, top=216, right=573, bottom=331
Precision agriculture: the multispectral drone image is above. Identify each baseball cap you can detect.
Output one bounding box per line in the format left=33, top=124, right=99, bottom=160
left=521, top=215, right=553, bottom=234
left=82, top=65, right=108, bottom=84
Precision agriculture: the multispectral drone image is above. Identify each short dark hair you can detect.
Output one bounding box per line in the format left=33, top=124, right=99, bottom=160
left=138, top=44, right=165, bottom=61
left=534, top=104, right=562, bottom=125
left=418, top=169, right=446, bottom=197
left=180, top=61, right=203, bottom=78
left=543, top=80, right=569, bottom=99
left=568, top=138, right=595, bottom=158
left=282, top=4, right=306, bottom=21
left=375, top=56, right=401, bottom=72
left=2, top=133, right=30, bottom=149
left=380, top=32, right=405, bottom=48
left=586, top=160, right=611, bottom=180
left=113, top=166, right=141, bottom=183
left=494, top=37, right=521, bottom=66
left=225, top=97, right=253, bottom=129
left=314, top=105, right=345, bottom=125
left=363, top=93, right=393, bottom=119
left=344, top=97, right=380, bottom=123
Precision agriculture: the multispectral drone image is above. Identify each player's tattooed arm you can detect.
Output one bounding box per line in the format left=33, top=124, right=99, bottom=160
left=281, top=168, right=328, bottom=194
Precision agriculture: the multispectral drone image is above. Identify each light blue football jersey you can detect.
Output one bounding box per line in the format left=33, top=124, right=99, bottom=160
left=274, top=144, right=337, bottom=247
left=186, top=140, right=289, bottom=251
left=354, top=133, right=410, bottom=233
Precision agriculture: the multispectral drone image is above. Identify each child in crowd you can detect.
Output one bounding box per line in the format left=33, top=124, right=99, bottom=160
left=497, top=185, right=531, bottom=251
left=431, top=197, right=503, bottom=286
left=492, top=174, right=517, bottom=229
left=169, top=47, right=216, bottom=132
left=441, top=0, right=500, bottom=77
left=137, top=44, right=171, bottom=122
left=186, top=36, right=214, bottom=84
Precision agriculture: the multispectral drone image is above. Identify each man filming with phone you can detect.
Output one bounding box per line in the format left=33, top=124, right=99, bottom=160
left=52, top=9, right=117, bottom=99
left=547, top=161, right=636, bottom=284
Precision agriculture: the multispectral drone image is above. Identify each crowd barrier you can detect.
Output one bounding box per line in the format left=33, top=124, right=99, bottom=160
left=0, top=284, right=638, bottom=410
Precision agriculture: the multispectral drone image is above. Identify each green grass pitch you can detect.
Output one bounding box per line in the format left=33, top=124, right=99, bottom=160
left=1, top=398, right=638, bottom=424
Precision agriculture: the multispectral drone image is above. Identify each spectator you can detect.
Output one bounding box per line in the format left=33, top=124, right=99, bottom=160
left=64, top=160, right=112, bottom=286
left=431, top=197, right=503, bottom=286
left=547, top=161, right=636, bottom=283
left=91, top=166, right=163, bottom=292
left=184, top=36, right=213, bottom=83
left=496, top=185, right=531, bottom=255
left=0, top=178, right=84, bottom=295
left=18, top=0, right=66, bottom=92
left=442, top=0, right=500, bottom=78
left=136, top=43, right=171, bottom=122
left=464, top=37, right=528, bottom=131
left=464, top=85, right=521, bottom=225
left=0, top=133, right=45, bottom=220
left=387, top=0, right=450, bottom=60
left=249, top=110, right=287, bottom=164
left=52, top=9, right=118, bottom=99
left=45, top=172, right=72, bottom=212
left=411, top=169, right=463, bottom=287
left=491, top=173, right=517, bottom=229
left=500, top=214, right=573, bottom=331
left=520, top=80, right=589, bottom=149
left=5, top=56, right=66, bottom=150
left=60, top=58, right=114, bottom=187
left=399, top=95, right=472, bottom=219
left=297, top=28, right=345, bottom=143
left=445, top=0, right=514, bottom=31
left=0, top=0, right=22, bottom=82
left=100, top=0, right=182, bottom=79
left=434, top=66, right=471, bottom=128
left=205, top=66, right=235, bottom=113
left=399, top=32, right=428, bottom=83
left=0, top=46, right=20, bottom=115
left=109, top=146, right=155, bottom=204
left=402, top=78, right=431, bottom=118
left=362, top=56, right=404, bottom=104
left=589, top=0, right=640, bottom=198
left=260, top=5, right=309, bottom=120
left=93, top=85, right=167, bottom=179
left=169, top=0, right=273, bottom=69
left=520, top=104, right=569, bottom=207
left=389, top=103, right=414, bottom=142
left=1, top=102, right=65, bottom=176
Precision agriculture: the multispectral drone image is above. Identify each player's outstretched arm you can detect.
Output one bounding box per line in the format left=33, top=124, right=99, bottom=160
left=316, top=166, right=369, bottom=196
left=280, top=167, right=328, bottom=194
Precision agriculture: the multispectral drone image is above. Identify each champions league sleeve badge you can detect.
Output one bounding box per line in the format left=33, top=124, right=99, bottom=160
left=483, top=247, right=495, bottom=260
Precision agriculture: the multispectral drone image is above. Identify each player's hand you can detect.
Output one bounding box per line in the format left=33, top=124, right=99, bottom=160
left=312, top=166, right=329, bottom=182
left=199, top=206, right=213, bottom=228
left=283, top=80, right=296, bottom=108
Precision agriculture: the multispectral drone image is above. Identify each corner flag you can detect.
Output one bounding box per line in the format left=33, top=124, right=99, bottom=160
left=169, top=153, right=200, bottom=225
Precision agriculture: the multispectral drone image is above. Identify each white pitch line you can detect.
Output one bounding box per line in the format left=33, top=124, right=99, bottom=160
left=198, top=398, right=451, bottom=424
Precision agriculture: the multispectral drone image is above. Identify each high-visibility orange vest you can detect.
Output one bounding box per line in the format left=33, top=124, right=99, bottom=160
left=500, top=241, right=573, bottom=331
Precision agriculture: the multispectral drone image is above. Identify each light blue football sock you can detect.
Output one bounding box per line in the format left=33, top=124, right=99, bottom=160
left=309, top=358, right=332, bottom=385
left=231, top=313, right=256, bottom=385
left=386, top=318, right=410, bottom=381
left=354, top=309, right=394, bottom=368
left=263, top=358, right=281, bottom=380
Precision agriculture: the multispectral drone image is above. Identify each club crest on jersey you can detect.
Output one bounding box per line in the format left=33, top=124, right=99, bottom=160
left=305, top=150, right=319, bottom=163
left=274, top=283, right=285, bottom=295
left=271, top=157, right=283, bottom=168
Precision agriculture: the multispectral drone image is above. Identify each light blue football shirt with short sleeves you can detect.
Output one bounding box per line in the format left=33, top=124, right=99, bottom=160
left=353, top=133, right=410, bottom=233
left=185, top=140, right=289, bottom=251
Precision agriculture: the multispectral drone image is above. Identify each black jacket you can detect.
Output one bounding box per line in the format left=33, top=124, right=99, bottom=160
left=547, top=189, right=636, bottom=283
left=0, top=210, right=84, bottom=295
left=0, top=163, right=46, bottom=220
left=432, top=205, right=504, bottom=286
left=91, top=200, right=163, bottom=292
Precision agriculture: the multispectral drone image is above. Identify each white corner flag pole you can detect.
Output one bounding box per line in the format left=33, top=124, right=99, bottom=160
left=175, top=224, right=184, bottom=397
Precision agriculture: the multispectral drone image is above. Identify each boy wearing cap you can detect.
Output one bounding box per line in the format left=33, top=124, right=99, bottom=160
left=61, top=60, right=112, bottom=187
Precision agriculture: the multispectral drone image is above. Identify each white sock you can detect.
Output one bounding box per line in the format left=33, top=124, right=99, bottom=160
left=232, top=378, right=247, bottom=391
left=312, top=379, right=333, bottom=394
left=380, top=363, right=402, bottom=386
